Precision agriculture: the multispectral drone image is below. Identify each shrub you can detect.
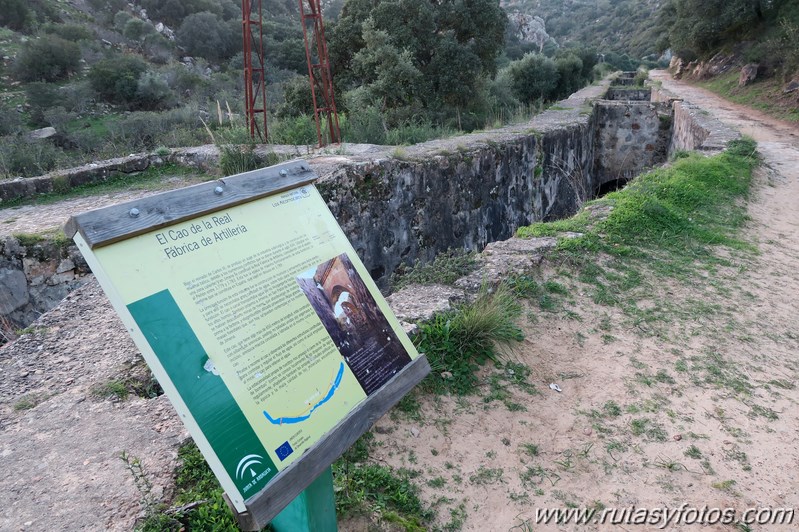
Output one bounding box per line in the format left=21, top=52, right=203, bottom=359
left=89, top=54, right=148, bottom=105
left=269, top=115, right=318, bottom=145
left=135, top=71, right=174, bottom=110
left=385, top=120, right=454, bottom=145
left=12, top=35, right=81, bottom=82
left=0, top=137, right=66, bottom=178
left=392, top=248, right=477, bottom=290
left=219, top=144, right=261, bottom=176
left=0, top=0, right=31, bottom=32
left=0, top=103, right=21, bottom=136
left=554, top=53, right=585, bottom=99
left=123, top=18, right=156, bottom=41
left=505, top=53, right=559, bottom=104
left=41, top=23, right=94, bottom=42
left=341, top=103, right=386, bottom=144
left=177, top=12, right=237, bottom=61
left=25, top=82, right=65, bottom=127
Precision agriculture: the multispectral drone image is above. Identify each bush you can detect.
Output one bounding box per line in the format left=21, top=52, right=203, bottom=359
left=0, top=137, right=67, bottom=178
left=12, top=35, right=81, bottom=82
left=341, top=105, right=386, bottom=144
left=0, top=103, right=22, bottom=136
left=41, top=23, right=94, bottom=42
left=123, top=18, right=156, bottom=41
left=107, top=107, right=202, bottom=150
left=25, top=82, right=65, bottom=127
left=269, top=115, right=318, bottom=145
left=135, top=71, right=174, bottom=110
left=89, top=54, right=147, bottom=105
left=0, top=0, right=31, bottom=32
left=392, top=248, right=477, bottom=290
left=177, top=12, right=237, bottom=61
left=219, top=144, right=262, bottom=176
left=504, top=53, right=559, bottom=104
left=554, top=53, right=585, bottom=99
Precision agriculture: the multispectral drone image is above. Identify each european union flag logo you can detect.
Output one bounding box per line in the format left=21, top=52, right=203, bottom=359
left=275, top=441, right=294, bottom=461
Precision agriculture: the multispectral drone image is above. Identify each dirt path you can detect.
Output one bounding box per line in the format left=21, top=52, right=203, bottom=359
left=0, top=173, right=213, bottom=236
left=368, top=73, right=799, bottom=530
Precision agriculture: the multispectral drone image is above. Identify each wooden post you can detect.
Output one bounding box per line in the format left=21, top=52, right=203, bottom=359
left=270, top=467, right=337, bottom=532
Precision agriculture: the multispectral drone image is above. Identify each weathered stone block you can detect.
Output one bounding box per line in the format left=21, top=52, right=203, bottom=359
left=0, top=268, right=29, bottom=314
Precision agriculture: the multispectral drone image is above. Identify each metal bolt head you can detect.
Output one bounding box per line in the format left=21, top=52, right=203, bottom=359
left=129, top=208, right=140, bottom=218
left=279, top=169, right=288, bottom=177
left=214, top=186, right=224, bottom=195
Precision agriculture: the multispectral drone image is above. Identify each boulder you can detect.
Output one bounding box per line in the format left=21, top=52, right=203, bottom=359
left=506, top=13, right=554, bottom=53
left=739, top=64, right=760, bottom=87
left=27, top=127, right=56, bottom=140
left=0, top=268, right=29, bottom=314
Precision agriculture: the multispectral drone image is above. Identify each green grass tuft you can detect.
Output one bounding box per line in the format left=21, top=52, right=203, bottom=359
left=415, top=284, right=524, bottom=395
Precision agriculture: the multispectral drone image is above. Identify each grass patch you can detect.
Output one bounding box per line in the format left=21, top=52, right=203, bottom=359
left=334, top=434, right=432, bottom=529
left=514, top=138, right=759, bottom=333
left=699, top=72, right=799, bottom=123
left=90, top=380, right=130, bottom=401
left=519, top=138, right=758, bottom=253
left=415, top=284, right=523, bottom=395
left=630, top=418, right=668, bottom=441
left=13, top=393, right=49, bottom=411
left=392, top=248, right=477, bottom=290
left=135, top=442, right=240, bottom=531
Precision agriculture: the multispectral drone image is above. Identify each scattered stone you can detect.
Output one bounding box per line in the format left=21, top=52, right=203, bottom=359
left=374, top=425, right=393, bottom=435
left=386, top=284, right=464, bottom=322
left=673, top=434, right=682, bottom=441
left=784, top=80, right=799, bottom=94
left=409, top=426, right=420, bottom=438
left=739, top=64, right=760, bottom=87
left=27, top=127, right=56, bottom=141
left=0, top=268, right=29, bottom=313
left=56, top=259, right=75, bottom=274
left=440, top=371, right=453, bottom=380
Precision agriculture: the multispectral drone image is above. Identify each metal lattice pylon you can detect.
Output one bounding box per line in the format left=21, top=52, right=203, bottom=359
left=298, top=0, right=341, bottom=147
left=242, top=0, right=268, bottom=141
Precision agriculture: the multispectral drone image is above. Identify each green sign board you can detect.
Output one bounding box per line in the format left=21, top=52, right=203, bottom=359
left=66, top=162, right=428, bottom=527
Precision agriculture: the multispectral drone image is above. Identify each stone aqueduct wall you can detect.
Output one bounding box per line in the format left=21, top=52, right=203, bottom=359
left=0, top=75, right=741, bottom=331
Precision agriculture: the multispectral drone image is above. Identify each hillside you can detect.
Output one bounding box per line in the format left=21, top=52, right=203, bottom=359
left=502, top=0, right=664, bottom=62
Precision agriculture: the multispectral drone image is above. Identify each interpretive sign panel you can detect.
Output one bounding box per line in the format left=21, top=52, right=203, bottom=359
left=65, top=161, right=429, bottom=529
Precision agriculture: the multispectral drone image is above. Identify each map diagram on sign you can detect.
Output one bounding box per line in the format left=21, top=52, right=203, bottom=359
left=262, top=361, right=345, bottom=425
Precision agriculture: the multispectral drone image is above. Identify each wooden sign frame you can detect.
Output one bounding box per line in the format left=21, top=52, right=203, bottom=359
left=65, top=160, right=430, bottom=530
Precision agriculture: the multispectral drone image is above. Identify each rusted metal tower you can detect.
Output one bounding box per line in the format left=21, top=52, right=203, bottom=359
left=298, top=0, right=341, bottom=147
left=242, top=0, right=268, bottom=141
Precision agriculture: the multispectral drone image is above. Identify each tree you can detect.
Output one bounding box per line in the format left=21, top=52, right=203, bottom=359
left=12, top=35, right=81, bottom=82
left=329, top=0, right=507, bottom=126
left=177, top=12, right=237, bottom=61
left=554, top=52, right=584, bottom=99
left=504, top=53, right=559, bottom=104
left=350, top=18, right=423, bottom=110
left=660, top=0, right=781, bottom=59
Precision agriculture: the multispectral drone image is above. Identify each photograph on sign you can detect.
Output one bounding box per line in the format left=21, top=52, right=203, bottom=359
left=71, top=182, right=421, bottom=513
left=296, top=253, right=412, bottom=395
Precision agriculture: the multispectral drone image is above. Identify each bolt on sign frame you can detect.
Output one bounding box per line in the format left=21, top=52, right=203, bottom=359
left=64, top=161, right=429, bottom=530
left=242, top=0, right=268, bottom=141
left=299, top=0, right=341, bottom=147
